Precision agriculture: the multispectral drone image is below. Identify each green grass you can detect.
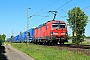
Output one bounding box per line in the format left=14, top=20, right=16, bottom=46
left=10, top=43, right=90, bottom=60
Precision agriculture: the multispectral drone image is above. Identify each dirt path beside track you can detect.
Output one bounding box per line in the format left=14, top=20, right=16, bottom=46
left=1, top=44, right=34, bottom=60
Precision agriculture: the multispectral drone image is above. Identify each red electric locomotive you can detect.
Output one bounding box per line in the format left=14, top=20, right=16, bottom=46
left=33, top=20, right=68, bottom=44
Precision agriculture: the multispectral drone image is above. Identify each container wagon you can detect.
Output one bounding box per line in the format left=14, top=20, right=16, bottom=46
left=27, top=28, right=34, bottom=43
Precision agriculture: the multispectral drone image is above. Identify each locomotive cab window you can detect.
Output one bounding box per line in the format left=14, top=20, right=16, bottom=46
left=60, top=24, right=65, bottom=28
left=52, top=23, right=59, bottom=28
left=52, top=23, right=65, bottom=28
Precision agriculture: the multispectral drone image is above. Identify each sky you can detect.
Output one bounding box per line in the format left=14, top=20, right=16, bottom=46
left=0, top=0, right=90, bottom=39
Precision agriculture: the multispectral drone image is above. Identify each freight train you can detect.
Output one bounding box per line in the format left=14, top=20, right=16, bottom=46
left=7, top=20, right=68, bottom=44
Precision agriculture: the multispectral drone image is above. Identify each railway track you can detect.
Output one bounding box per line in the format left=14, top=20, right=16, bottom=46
left=39, top=43, right=90, bottom=55
left=55, top=44, right=90, bottom=56
left=58, top=44, right=90, bottom=49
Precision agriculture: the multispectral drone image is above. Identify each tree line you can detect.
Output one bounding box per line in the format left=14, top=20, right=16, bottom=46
left=0, top=34, right=6, bottom=44
left=67, top=7, right=89, bottom=44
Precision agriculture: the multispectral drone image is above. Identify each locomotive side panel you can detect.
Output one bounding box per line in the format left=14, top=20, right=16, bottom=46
left=33, top=20, right=68, bottom=44
left=45, top=21, right=52, bottom=39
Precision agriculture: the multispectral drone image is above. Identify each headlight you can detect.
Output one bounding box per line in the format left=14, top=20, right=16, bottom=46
left=61, top=32, right=68, bottom=35
left=50, top=32, right=53, bottom=35
left=50, top=32, right=58, bottom=35
left=53, top=32, right=58, bottom=35
left=61, top=32, right=65, bottom=35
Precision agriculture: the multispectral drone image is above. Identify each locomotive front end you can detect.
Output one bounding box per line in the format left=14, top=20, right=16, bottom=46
left=50, top=20, right=68, bottom=44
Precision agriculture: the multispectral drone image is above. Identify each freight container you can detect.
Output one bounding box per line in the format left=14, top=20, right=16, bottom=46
left=28, top=28, right=34, bottom=42
left=22, top=31, right=27, bottom=42
left=15, top=35, right=19, bottom=42
left=19, top=33, right=23, bottom=42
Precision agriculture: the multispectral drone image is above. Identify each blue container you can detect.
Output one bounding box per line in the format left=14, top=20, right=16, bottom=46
left=11, top=36, right=14, bottom=42
left=28, top=28, right=34, bottom=38
left=22, top=32, right=24, bottom=41
left=22, top=31, right=27, bottom=42
left=19, top=33, right=23, bottom=42
left=23, top=31, right=27, bottom=39
left=15, top=35, right=19, bottom=42
left=27, top=28, right=34, bottom=42
left=16, top=35, right=19, bottom=40
left=7, top=37, right=15, bottom=42
left=11, top=37, right=15, bottom=42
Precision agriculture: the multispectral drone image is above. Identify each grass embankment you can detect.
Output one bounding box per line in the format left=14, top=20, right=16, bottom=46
left=10, top=43, right=90, bottom=60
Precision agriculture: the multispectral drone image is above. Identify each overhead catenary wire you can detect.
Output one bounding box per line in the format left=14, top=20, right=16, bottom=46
left=31, top=0, right=73, bottom=25
left=29, top=9, right=43, bottom=18
left=31, top=0, right=89, bottom=27
left=61, top=9, right=68, bottom=14
left=66, top=0, right=85, bottom=9
left=56, top=0, right=73, bottom=10
left=30, top=0, right=61, bottom=27
left=34, top=0, right=60, bottom=18
left=56, top=0, right=73, bottom=19
left=42, top=0, right=60, bottom=13
left=81, top=6, right=90, bottom=10
left=60, top=6, right=90, bottom=16
left=57, top=0, right=86, bottom=20
left=60, top=0, right=86, bottom=12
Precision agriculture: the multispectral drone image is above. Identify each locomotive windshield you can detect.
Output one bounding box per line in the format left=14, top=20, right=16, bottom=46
left=60, top=24, right=65, bottom=28
left=52, top=23, right=59, bottom=28
left=52, top=23, right=65, bottom=28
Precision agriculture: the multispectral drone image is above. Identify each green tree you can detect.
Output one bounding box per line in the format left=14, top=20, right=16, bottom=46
left=0, top=34, right=6, bottom=45
left=68, top=34, right=71, bottom=39
left=67, top=7, right=88, bottom=44
left=0, top=35, right=2, bottom=41
left=1, top=34, right=6, bottom=42
left=86, top=36, right=90, bottom=38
